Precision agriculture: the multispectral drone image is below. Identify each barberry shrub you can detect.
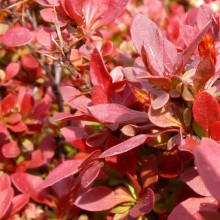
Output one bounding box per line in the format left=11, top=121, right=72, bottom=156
left=0, top=0, right=220, bottom=219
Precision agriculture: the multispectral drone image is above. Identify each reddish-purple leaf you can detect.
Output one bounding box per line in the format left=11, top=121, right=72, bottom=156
left=129, top=188, right=155, bottom=218
left=52, top=176, right=74, bottom=198
left=21, top=54, right=39, bottom=70
left=60, top=0, right=84, bottom=25
left=192, top=91, right=220, bottom=132
left=6, top=113, right=22, bottom=125
left=0, top=187, right=14, bottom=219
left=92, top=85, right=109, bottom=104
left=100, top=134, right=150, bottom=158
left=11, top=173, right=43, bottom=195
left=148, top=105, right=182, bottom=128
left=88, top=103, right=148, bottom=124
left=0, top=174, right=11, bottom=191
left=151, top=91, right=170, bottom=110
left=36, top=26, right=57, bottom=48
left=210, top=121, right=220, bottom=141
left=40, top=8, right=69, bottom=27
left=37, top=160, right=82, bottom=190
left=20, top=92, right=34, bottom=116
left=131, top=14, right=177, bottom=75
left=90, top=48, right=112, bottom=92
left=181, top=167, right=211, bottom=197
left=9, top=194, right=30, bottom=216
left=2, top=27, right=32, bottom=47
left=60, top=86, right=91, bottom=113
left=100, top=130, right=178, bottom=158
left=195, top=138, right=220, bottom=202
left=141, top=155, right=158, bottom=188
left=193, top=57, right=215, bottom=92
left=5, top=62, right=20, bottom=80
left=173, top=21, right=212, bottom=75
left=2, top=141, right=20, bottom=158
left=1, top=94, right=16, bottom=116
left=158, top=153, right=183, bottom=178
left=61, top=126, right=88, bottom=144
left=178, top=137, right=200, bottom=154
left=74, top=186, right=130, bottom=211
left=81, top=162, right=104, bottom=188
left=11, top=173, right=51, bottom=206
left=168, top=197, right=217, bottom=220
left=83, top=0, right=129, bottom=29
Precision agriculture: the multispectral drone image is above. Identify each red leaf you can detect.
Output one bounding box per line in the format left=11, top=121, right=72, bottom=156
left=210, top=121, right=220, bottom=141
left=83, top=0, right=129, bottom=29
left=5, top=62, right=20, bottom=80
left=193, top=57, right=215, bottom=92
left=8, top=121, right=27, bottom=133
left=2, top=27, right=32, bottom=47
left=61, top=126, right=88, bottom=144
left=81, top=162, right=104, bottom=188
left=129, top=188, right=155, bottom=218
left=61, top=0, right=84, bottom=25
left=40, top=8, right=69, bottom=27
left=92, top=85, right=109, bottom=104
left=0, top=187, right=14, bottom=219
left=195, top=138, right=220, bottom=202
left=20, top=92, right=34, bottom=116
left=6, top=113, right=22, bottom=125
left=0, top=174, right=11, bottom=191
left=11, top=173, right=51, bottom=206
left=100, top=134, right=150, bottom=158
left=140, top=155, right=158, bottom=188
left=173, top=21, right=212, bottom=75
left=52, top=176, right=74, bottom=198
left=1, top=94, right=16, bottom=116
left=9, top=194, right=29, bottom=216
left=90, top=48, right=112, bottom=92
left=11, top=173, right=43, bottom=195
left=21, top=54, right=39, bottom=70
left=180, top=167, right=211, bottom=197
left=158, top=153, right=183, bottom=178
left=168, top=197, right=217, bottom=220
left=192, top=91, right=220, bottom=132
left=88, top=103, right=148, bottom=124
left=148, top=105, right=182, bottom=128
left=74, top=186, right=130, bottom=211
left=2, top=141, right=20, bottom=158
left=131, top=14, right=177, bottom=75
left=37, top=160, right=82, bottom=190
left=60, top=86, right=91, bottom=113
left=36, top=26, right=57, bottom=48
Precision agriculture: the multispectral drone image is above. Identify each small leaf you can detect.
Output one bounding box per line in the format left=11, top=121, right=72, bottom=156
left=210, top=121, right=220, bottom=141
left=74, top=186, right=130, bottom=211
left=195, top=138, right=220, bottom=202
left=0, top=187, right=14, bottom=219
left=5, top=62, right=20, bottom=80
left=10, top=194, right=30, bottom=216
left=180, top=167, right=211, bottom=197
left=37, top=160, right=82, bottom=190
left=129, top=188, right=155, bottom=218
left=2, top=27, right=32, bottom=47
left=192, top=91, right=220, bottom=132
left=88, top=103, right=148, bottom=124
left=81, top=162, right=104, bottom=188
left=168, top=197, right=218, bottom=220
left=90, top=48, right=112, bottom=92
left=2, top=141, right=20, bottom=158
left=193, top=57, right=215, bottom=92
left=148, top=105, right=182, bottom=128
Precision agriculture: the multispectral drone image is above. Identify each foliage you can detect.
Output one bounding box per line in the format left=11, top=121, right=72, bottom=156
left=0, top=0, right=220, bottom=219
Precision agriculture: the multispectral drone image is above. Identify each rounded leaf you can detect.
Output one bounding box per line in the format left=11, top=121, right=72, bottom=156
left=2, top=27, right=32, bottom=47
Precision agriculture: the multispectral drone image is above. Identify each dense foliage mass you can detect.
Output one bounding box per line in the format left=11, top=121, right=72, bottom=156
left=0, top=0, right=220, bottom=219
